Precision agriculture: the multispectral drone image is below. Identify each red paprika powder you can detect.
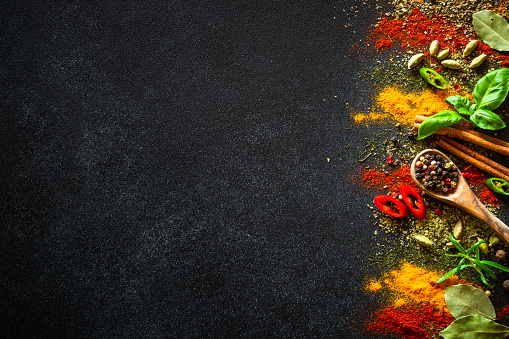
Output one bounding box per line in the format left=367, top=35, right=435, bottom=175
left=365, top=304, right=454, bottom=339
left=371, top=7, right=509, bottom=67
left=360, top=165, right=417, bottom=193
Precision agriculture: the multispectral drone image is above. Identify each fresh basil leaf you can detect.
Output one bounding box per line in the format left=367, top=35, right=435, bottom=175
left=473, top=68, right=509, bottom=110
left=440, top=314, right=509, bottom=338
left=470, top=109, right=506, bottom=130
left=417, top=111, right=466, bottom=139
left=469, top=104, right=476, bottom=115
left=444, top=284, right=496, bottom=321
left=446, top=95, right=473, bottom=115
left=473, top=10, right=509, bottom=51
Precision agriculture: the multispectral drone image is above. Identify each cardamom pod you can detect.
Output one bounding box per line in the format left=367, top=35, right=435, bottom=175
left=430, top=40, right=440, bottom=56
left=463, top=40, right=478, bottom=57
left=408, top=53, right=424, bottom=69
left=453, top=220, right=462, bottom=239
left=413, top=234, right=433, bottom=247
left=441, top=59, right=462, bottom=69
left=489, top=234, right=501, bottom=246
left=478, top=237, right=489, bottom=255
left=436, top=48, right=450, bottom=60
left=469, top=53, right=487, bottom=68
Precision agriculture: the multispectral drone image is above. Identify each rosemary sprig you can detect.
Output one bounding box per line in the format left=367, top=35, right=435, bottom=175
left=436, top=235, right=509, bottom=288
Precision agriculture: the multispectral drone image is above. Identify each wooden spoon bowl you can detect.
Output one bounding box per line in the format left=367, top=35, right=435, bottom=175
left=411, top=149, right=509, bottom=245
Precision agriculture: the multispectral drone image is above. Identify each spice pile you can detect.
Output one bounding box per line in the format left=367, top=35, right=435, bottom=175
left=362, top=261, right=467, bottom=338
left=343, top=0, right=509, bottom=336
left=348, top=0, right=509, bottom=265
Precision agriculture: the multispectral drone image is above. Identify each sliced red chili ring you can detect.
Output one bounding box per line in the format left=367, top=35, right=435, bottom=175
left=399, top=184, right=426, bottom=220
left=373, top=195, right=409, bottom=218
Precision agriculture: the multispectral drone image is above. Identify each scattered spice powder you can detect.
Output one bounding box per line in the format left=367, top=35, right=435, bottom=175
left=372, top=8, right=473, bottom=55
left=360, top=164, right=416, bottom=193
left=365, top=279, right=383, bottom=292
left=462, top=165, right=500, bottom=207
left=370, top=6, right=509, bottom=69
left=353, top=86, right=473, bottom=126
left=363, top=261, right=473, bottom=338
left=377, top=86, right=458, bottom=125
left=343, top=1, right=509, bottom=333
left=366, top=261, right=471, bottom=310
left=365, top=304, right=455, bottom=339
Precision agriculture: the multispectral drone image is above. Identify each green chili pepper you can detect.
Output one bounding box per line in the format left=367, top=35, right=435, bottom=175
left=419, top=68, right=447, bottom=89
left=485, top=177, right=509, bottom=195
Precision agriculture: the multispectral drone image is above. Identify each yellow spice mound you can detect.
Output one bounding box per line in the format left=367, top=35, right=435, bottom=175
left=353, top=86, right=473, bottom=126
left=364, top=261, right=473, bottom=310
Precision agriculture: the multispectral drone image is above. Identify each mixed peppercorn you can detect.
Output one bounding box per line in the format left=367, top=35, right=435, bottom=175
left=414, top=154, right=459, bottom=194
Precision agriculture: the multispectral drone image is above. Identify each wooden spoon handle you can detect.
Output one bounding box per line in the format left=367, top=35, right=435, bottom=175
left=474, top=201, right=509, bottom=245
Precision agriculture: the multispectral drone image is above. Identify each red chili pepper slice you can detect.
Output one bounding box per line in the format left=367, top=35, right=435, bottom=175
left=373, top=195, right=409, bottom=218
left=399, top=184, right=426, bottom=220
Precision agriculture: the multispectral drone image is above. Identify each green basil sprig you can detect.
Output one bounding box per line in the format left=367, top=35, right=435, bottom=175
left=418, top=68, right=509, bottom=139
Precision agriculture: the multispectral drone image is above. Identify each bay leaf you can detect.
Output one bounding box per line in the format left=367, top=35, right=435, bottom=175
left=473, top=10, right=509, bottom=51
left=440, top=314, right=509, bottom=339
left=444, top=284, right=496, bottom=320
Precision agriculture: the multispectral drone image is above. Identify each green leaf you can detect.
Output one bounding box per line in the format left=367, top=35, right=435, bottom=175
left=446, top=95, right=473, bottom=115
left=480, top=260, right=509, bottom=272
left=451, top=235, right=467, bottom=255
left=440, top=314, right=509, bottom=338
left=418, top=111, right=467, bottom=139
left=436, top=265, right=472, bottom=284
left=479, top=273, right=495, bottom=289
left=467, top=241, right=484, bottom=256
left=456, top=257, right=467, bottom=278
left=469, top=104, right=476, bottom=115
left=436, top=267, right=459, bottom=284
left=473, top=68, right=509, bottom=111
left=475, top=260, right=496, bottom=279
left=444, top=285, right=496, bottom=321
left=470, top=109, right=506, bottom=130
left=473, top=10, right=509, bottom=51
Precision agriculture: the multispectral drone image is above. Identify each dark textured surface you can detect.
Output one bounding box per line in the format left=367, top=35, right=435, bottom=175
left=2, top=1, right=392, bottom=337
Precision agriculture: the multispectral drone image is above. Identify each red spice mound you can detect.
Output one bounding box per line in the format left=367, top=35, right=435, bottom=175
left=497, top=305, right=509, bottom=319
left=365, top=305, right=454, bottom=339
left=360, top=165, right=417, bottom=193
left=370, top=8, right=509, bottom=66
left=462, top=165, right=499, bottom=207
left=372, top=8, right=473, bottom=54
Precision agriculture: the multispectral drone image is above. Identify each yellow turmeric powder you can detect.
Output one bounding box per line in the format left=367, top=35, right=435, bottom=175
left=364, top=261, right=473, bottom=310
left=365, top=279, right=383, bottom=292
left=353, top=86, right=473, bottom=126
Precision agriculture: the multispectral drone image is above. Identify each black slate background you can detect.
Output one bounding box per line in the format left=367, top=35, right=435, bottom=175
left=1, top=0, right=423, bottom=338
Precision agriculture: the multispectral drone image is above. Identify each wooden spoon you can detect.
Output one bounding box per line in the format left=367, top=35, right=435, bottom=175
left=410, top=148, right=509, bottom=245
